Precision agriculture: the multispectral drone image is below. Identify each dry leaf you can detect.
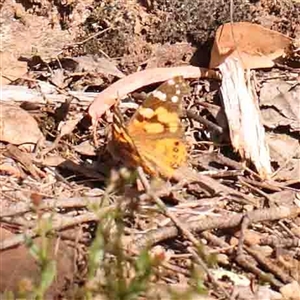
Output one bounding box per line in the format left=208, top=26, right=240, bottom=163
left=210, top=22, right=293, bottom=69
left=74, top=140, right=97, bottom=156
left=57, top=114, right=83, bottom=138
left=274, top=158, right=300, bottom=182
left=41, top=155, right=66, bottom=167
left=0, top=103, right=44, bottom=146
left=260, top=81, right=300, bottom=132
left=0, top=158, right=24, bottom=178
left=50, top=69, right=65, bottom=88
left=267, top=133, right=300, bottom=165
left=269, top=190, right=298, bottom=206
left=6, top=144, right=46, bottom=179
left=280, top=281, right=300, bottom=300
left=73, top=55, right=125, bottom=78
left=266, top=133, right=300, bottom=182
left=0, top=51, right=28, bottom=86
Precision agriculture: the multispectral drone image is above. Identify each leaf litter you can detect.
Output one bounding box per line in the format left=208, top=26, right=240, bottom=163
left=0, top=0, right=300, bottom=299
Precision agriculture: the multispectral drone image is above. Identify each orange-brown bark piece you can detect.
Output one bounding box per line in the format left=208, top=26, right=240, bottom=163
left=210, top=22, right=293, bottom=69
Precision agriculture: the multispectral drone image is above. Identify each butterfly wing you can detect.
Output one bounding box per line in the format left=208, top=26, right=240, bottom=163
left=127, top=76, right=190, bottom=137
left=131, top=137, right=187, bottom=178
left=108, top=105, right=144, bottom=169
left=126, top=76, right=190, bottom=178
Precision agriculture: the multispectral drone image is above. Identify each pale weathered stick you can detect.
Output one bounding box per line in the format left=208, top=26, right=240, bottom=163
left=218, top=57, right=272, bottom=179
left=134, top=205, right=300, bottom=250
left=0, top=84, right=97, bottom=106
left=88, top=66, right=221, bottom=122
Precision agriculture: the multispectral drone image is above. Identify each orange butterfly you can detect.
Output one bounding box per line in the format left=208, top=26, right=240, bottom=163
left=108, top=76, right=190, bottom=179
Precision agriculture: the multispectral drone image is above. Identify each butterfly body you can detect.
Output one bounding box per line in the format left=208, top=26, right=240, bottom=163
left=109, top=76, right=190, bottom=179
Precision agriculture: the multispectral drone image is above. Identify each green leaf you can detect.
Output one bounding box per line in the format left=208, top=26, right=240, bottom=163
left=39, top=261, right=57, bottom=293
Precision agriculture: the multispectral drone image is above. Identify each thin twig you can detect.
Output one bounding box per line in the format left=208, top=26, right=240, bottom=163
left=0, top=206, right=115, bottom=250
left=0, top=196, right=105, bottom=218
left=134, top=205, right=300, bottom=249
left=202, top=231, right=284, bottom=289
left=137, top=167, right=204, bottom=249
left=70, top=27, right=112, bottom=46
left=188, top=247, right=233, bottom=300
left=137, top=167, right=232, bottom=300
left=186, top=109, right=223, bottom=135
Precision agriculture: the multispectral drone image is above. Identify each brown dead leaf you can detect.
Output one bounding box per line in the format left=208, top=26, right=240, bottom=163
left=280, top=281, right=300, bottom=300
left=6, top=144, right=46, bottom=180
left=267, top=133, right=300, bottom=165
left=57, top=114, right=83, bottom=138
left=210, top=22, right=293, bottom=69
left=0, top=227, right=75, bottom=298
left=50, top=69, right=66, bottom=88
left=41, top=155, right=66, bottom=167
left=0, top=103, right=44, bottom=146
left=72, top=55, right=125, bottom=78
left=273, top=158, right=300, bottom=182
left=266, top=133, right=300, bottom=182
left=269, top=190, right=298, bottom=206
left=74, top=140, right=97, bottom=156
left=260, top=81, right=300, bottom=132
left=261, top=108, right=292, bottom=130
left=0, top=51, right=28, bottom=86
left=0, top=160, right=24, bottom=178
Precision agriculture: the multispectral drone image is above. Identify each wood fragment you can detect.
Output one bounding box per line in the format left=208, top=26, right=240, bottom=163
left=0, top=84, right=96, bottom=105
left=260, top=236, right=300, bottom=248
left=244, top=245, right=294, bottom=284
left=6, top=144, right=45, bottom=180
left=88, top=66, right=221, bottom=122
left=186, top=109, right=223, bottom=135
left=218, top=57, right=272, bottom=179
left=137, top=167, right=232, bottom=300
left=235, top=254, right=283, bottom=289
left=210, top=22, right=293, bottom=69
left=174, top=166, right=259, bottom=206
left=0, top=196, right=105, bottom=218
left=202, top=232, right=285, bottom=289
left=134, top=205, right=300, bottom=250
left=0, top=212, right=101, bottom=250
